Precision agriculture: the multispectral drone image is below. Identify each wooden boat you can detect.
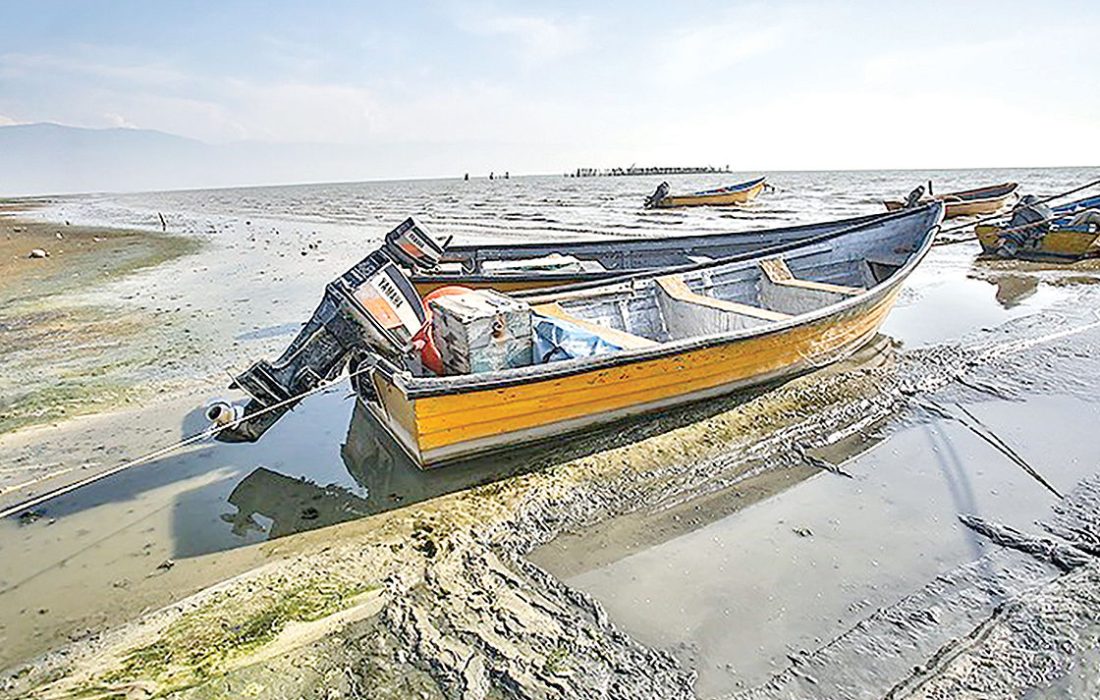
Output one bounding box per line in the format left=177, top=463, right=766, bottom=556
left=976, top=194, right=1100, bottom=261
left=648, top=176, right=767, bottom=209
left=412, top=210, right=904, bottom=294
left=214, top=205, right=942, bottom=466
left=884, top=182, right=1018, bottom=219
left=354, top=203, right=943, bottom=467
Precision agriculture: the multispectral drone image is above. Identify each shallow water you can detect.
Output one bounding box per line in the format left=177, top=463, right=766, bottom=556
left=3, top=167, right=1100, bottom=674
left=542, top=394, right=1097, bottom=696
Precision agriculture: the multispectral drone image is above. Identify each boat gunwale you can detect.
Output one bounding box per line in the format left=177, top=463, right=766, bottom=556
left=688, top=175, right=767, bottom=196
left=417, top=211, right=931, bottom=287
left=884, top=182, right=1018, bottom=209
left=383, top=203, right=944, bottom=399
left=430, top=202, right=884, bottom=262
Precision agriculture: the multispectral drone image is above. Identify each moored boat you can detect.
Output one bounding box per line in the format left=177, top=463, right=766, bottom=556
left=214, top=204, right=944, bottom=467
left=414, top=210, right=909, bottom=294
left=645, top=176, right=767, bottom=209
left=884, top=182, right=1018, bottom=219
left=976, top=194, right=1100, bottom=260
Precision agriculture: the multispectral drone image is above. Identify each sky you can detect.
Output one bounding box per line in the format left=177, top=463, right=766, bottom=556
left=1, top=0, right=1098, bottom=178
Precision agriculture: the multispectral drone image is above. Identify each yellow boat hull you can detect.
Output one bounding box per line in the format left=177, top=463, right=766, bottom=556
left=976, top=224, right=1100, bottom=260
left=655, top=179, right=766, bottom=208
left=367, top=286, right=899, bottom=467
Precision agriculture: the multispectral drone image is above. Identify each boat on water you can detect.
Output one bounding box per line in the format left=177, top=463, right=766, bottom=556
left=884, top=182, right=1018, bottom=219
left=213, top=204, right=944, bottom=467
left=644, top=176, right=767, bottom=209
left=413, top=209, right=906, bottom=294
left=976, top=193, right=1100, bottom=261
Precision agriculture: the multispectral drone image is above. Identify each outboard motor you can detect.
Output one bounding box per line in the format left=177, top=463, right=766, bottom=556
left=644, top=181, right=670, bottom=209
left=903, top=185, right=925, bottom=209
left=998, top=195, right=1054, bottom=257
left=1008, top=195, right=1053, bottom=233
left=216, top=217, right=445, bottom=443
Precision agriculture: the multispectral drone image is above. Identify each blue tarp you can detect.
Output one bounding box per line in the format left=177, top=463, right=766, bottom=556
left=533, top=314, right=622, bottom=363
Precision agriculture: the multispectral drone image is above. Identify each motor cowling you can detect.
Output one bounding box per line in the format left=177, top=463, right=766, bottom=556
left=216, top=217, right=445, bottom=443
left=1009, top=195, right=1054, bottom=233
left=644, top=181, right=671, bottom=208
left=903, top=185, right=925, bottom=209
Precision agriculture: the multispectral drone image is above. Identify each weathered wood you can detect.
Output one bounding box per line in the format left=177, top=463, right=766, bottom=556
left=430, top=290, right=533, bottom=375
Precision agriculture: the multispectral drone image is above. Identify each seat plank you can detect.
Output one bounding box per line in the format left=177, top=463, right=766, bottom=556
left=759, top=258, right=862, bottom=296
left=532, top=302, right=658, bottom=349
left=656, top=275, right=791, bottom=322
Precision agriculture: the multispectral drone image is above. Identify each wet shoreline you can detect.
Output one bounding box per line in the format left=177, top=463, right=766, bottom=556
left=4, top=172, right=1100, bottom=698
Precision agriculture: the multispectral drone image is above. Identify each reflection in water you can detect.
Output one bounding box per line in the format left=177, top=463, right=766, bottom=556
left=220, top=401, right=546, bottom=541
left=986, top=274, right=1040, bottom=309
left=222, top=468, right=371, bottom=538
left=219, top=337, right=907, bottom=543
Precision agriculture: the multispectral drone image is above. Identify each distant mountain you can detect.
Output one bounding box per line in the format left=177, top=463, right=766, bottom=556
left=0, top=123, right=519, bottom=196
left=0, top=123, right=222, bottom=195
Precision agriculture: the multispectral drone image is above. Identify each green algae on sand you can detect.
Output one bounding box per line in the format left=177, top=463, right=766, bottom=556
left=0, top=217, right=202, bottom=435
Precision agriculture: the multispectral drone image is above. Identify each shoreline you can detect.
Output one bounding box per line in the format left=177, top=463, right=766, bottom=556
left=4, top=177, right=1100, bottom=698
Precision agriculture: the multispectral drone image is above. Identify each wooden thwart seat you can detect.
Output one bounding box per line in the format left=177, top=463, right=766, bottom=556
left=759, top=258, right=861, bottom=296
left=656, top=275, right=791, bottom=321
left=532, top=302, right=658, bottom=349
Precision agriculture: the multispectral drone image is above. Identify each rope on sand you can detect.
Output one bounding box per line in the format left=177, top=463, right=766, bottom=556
left=0, top=364, right=375, bottom=520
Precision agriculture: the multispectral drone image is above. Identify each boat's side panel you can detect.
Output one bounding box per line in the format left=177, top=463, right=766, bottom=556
left=395, top=287, right=898, bottom=465
left=943, top=196, right=1013, bottom=218
left=370, top=372, right=422, bottom=454
left=976, top=224, right=1100, bottom=259
left=886, top=184, right=1017, bottom=218
left=659, top=180, right=766, bottom=207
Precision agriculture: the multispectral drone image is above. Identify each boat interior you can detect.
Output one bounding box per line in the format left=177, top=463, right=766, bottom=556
left=516, top=211, right=930, bottom=353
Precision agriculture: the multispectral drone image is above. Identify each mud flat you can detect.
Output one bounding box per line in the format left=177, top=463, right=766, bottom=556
left=1, top=335, right=914, bottom=699
left=5, top=182, right=1100, bottom=698
left=8, top=272, right=1100, bottom=699
left=0, top=204, right=202, bottom=436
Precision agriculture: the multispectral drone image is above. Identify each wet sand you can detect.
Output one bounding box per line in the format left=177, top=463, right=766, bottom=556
left=5, top=173, right=1100, bottom=698
left=0, top=208, right=202, bottom=436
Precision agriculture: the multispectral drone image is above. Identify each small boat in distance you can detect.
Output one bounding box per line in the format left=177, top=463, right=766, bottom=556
left=413, top=209, right=901, bottom=294
left=884, top=181, right=1018, bottom=219
left=645, top=176, right=767, bottom=209
left=214, top=204, right=944, bottom=467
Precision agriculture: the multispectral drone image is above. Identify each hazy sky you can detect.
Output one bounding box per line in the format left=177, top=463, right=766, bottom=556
left=1, top=0, right=1098, bottom=173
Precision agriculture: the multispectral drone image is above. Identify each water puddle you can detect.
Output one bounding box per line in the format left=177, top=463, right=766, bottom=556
left=531, top=394, right=1100, bottom=697
left=881, top=248, right=1061, bottom=348
left=0, top=394, right=545, bottom=665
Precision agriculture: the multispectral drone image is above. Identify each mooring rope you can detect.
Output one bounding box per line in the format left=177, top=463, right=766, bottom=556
left=0, top=364, right=374, bottom=520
